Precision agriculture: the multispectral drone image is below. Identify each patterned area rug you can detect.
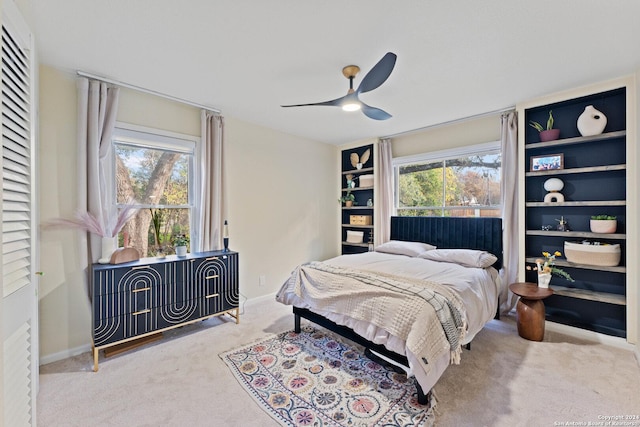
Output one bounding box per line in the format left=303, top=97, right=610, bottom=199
left=220, top=326, right=435, bottom=426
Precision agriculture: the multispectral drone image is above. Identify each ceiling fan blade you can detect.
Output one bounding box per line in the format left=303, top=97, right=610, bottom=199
left=361, top=102, right=392, bottom=120
left=281, top=95, right=346, bottom=108
left=356, top=52, right=397, bottom=94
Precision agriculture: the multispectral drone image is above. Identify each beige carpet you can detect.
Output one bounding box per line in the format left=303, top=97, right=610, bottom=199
left=38, top=297, right=640, bottom=426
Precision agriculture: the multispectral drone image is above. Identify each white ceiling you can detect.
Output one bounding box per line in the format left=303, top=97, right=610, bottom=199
left=30, top=1, right=640, bottom=145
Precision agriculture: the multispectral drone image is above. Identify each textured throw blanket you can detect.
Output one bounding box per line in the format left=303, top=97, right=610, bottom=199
left=276, top=261, right=467, bottom=375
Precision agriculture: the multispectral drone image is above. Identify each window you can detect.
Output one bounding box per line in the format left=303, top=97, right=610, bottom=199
left=112, top=125, right=197, bottom=257
left=394, top=142, right=501, bottom=218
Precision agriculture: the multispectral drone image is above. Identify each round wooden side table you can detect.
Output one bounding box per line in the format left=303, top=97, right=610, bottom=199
left=509, top=282, right=554, bottom=341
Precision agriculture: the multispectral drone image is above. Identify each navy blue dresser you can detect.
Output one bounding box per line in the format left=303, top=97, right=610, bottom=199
left=91, top=250, right=239, bottom=370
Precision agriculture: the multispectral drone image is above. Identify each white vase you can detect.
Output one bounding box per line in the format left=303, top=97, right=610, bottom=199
left=537, top=273, right=552, bottom=289
left=99, top=237, right=116, bottom=264
left=577, top=105, right=607, bottom=136
left=176, top=245, right=187, bottom=257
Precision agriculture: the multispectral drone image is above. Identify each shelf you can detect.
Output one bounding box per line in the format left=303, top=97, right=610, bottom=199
left=525, top=230, right=626, bottom=240
left=341, top=241, right=371, bottom=248
left=342, top=206, right=373, bottom=210
left=341, top=186, right=374, bottom=192
left=525, top=130, right=626, bottom=150
left=342, top=224, right=374, bottom=229
left=525, top=256, right=626, bottom=273
left=525, top=200, right=625, bottom=207
left=550, top=285, right=626, bottom=306
left=342, top=167, right=373, bottom=175
left=525, top=164, right=626, bottom=177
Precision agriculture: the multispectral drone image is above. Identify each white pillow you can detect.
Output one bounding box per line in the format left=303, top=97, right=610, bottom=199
left=418, top=249, right=497, bottom=268
left=374, top=240, right=436, bottom=257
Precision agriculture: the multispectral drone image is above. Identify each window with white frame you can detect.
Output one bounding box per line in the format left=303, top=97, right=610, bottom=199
left=112, top=125, right=197, bottom=257
left=394, top=141, right=501, bottom=218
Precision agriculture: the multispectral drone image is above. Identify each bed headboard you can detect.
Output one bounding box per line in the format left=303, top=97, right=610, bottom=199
left=390, top=216, right=503, bottom=269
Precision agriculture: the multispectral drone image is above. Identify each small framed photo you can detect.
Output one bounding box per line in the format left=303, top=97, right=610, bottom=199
left=530, top=153, right=564, bottom=171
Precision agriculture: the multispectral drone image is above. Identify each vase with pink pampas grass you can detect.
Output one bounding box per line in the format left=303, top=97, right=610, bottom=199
left=46, top=204, right=138, bottom=263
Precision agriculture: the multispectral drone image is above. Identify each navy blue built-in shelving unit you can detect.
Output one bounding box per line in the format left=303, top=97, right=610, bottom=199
left=521, top=87, right=628, bottom=338
left=341, top=144, right=374, bottom=255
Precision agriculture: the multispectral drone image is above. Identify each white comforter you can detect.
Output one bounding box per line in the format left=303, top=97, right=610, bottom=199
left=276, top=251, right=502, bottom=393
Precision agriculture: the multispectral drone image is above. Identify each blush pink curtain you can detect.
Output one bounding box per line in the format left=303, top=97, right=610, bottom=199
left=500, top=111, right=518, bottom=313
left=77, top=78, right=120, bottom=263
left=377, top=138, right=395, bottom=244
left=195, top=110, right=225, bottom=251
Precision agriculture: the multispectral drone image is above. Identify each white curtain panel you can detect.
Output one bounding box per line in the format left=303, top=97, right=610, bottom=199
left=77, top=78, right=120, bottom=263
left=195, top=110, right=225, bottom=252
left=500, top=111, right=518, bottom=312
left=377, top=138, right=395, bottom=244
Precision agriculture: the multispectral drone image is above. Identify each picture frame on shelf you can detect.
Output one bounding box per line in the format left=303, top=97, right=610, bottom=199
left=530, top=153, right=563, bottom=172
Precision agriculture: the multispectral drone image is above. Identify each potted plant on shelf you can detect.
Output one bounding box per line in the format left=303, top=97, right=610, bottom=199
left=173, top=234, right=189, bottom=256
left=339, top=191, right=356, bottom=207
left=590, top=215, right=617, bottom=234
left=529, top=110, right=560, bottom=142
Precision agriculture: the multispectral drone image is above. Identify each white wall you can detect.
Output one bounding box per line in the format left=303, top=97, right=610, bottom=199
left=37, top=65, right=338, bottom=363
left=225, top=117, right=338, bottom=299
left=390, top=113, right=501, bottom=158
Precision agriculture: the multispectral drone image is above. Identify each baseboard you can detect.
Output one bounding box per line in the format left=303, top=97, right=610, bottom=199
left=245, top=292, right=278, bottom=307
left=545, top=321, right=636, bottom=351
left=39, top=343, right=92, bottom=366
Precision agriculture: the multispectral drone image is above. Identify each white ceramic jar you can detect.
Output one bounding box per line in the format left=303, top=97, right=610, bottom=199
left=577, top=105, right=607, bottom=136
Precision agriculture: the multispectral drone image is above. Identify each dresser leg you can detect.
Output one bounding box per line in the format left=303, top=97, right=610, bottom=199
left=93, top=347, right=99, bottom=372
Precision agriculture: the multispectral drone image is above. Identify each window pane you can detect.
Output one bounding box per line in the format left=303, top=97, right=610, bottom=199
left=445, top=153, right=501, bottom=208
left=398, top=162, right=444, bottom=208
left=395, top=148, right=501, bottom=218
left=114, top=141, right=192, bottom=258
left=115, top=144, right=190, bottom=206
left=146, top=208, right=190, bottom=256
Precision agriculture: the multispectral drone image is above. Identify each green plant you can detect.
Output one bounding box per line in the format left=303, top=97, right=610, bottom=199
left=529, top=110, right=555, bottom=132
left=150, top=208, right=165, bottom=246
left=173, top=234, right=189, bottom=247
left=591, top=214, right=616, bottom=220
left=339, top=191, right=356, bottom=204
left=526, top=250, right=574, bottom=282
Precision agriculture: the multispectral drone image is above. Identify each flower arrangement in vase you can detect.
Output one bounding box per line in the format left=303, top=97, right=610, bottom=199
left=46, top=204, right=138, bottom=263
left=526, top=250, right=574, bottom=288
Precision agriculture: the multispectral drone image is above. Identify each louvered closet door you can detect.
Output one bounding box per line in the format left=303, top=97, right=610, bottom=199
left=1, top=1, right=38, bottom=426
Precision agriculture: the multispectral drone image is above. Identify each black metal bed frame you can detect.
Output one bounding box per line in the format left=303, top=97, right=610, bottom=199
left=292, top=216, right=503, bottom=404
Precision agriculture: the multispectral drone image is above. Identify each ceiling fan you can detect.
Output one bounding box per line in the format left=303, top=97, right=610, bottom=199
left=281, top=52, right=397, bottom=120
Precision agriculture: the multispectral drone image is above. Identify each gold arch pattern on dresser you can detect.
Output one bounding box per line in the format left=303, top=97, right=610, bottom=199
left=91, top=251, right=239, bottom=371
left=195, top=256, right=239, bottom=317
left=93, top=265, right=164, bottom=346
left=157, top=260, right=198, bottom=324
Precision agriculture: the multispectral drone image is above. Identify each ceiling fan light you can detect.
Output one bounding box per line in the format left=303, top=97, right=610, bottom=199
left=342, top=102, right=361, bottom=112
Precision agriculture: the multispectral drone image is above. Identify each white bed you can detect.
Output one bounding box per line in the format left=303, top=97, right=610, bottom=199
left=276, top=216, right=504, bottom=402
left=276, top=246, right=503, bottom=398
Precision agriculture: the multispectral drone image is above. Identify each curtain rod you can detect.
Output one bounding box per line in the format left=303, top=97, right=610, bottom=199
left=382, top=106, right=515, bottom=140
left=76, top=71, right=221, bottom=114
